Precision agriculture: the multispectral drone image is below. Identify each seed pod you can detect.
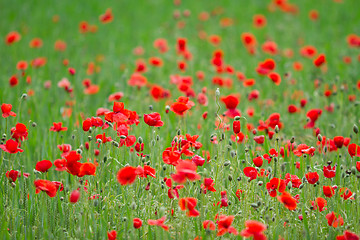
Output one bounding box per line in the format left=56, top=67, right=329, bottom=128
left=224, top=161, right=231, bottom=167
left=353, top=124, right=359, bottom=134
left=290, top=136, right=295, bottom=143
left=138, top=137, right=143, bottom=144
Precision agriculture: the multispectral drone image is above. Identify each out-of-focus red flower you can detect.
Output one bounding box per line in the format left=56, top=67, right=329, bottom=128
left=240, top=220, right=267, bottom=240
left=144, top=112, right=164, bottom=127
left=1, top=103, right=16, bottom=118
left=34, top=179, right=58, bottom=197
left=35, top=160, right=53, bottom=172
left=117, top=166, right=137, bottom=185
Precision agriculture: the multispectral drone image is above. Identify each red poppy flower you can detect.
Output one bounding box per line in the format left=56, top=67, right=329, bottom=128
left=266, top=177, right=286, bottom=197
left=191, top=155, right=205, bottom=167
left=179, top=197, right=199, bottom=217
left=323, top=185, right=335, bottom=198
left=117, top=166, right=137, bottom=185
left=144, top=112, right=164, bottom=127
left=253, top=14, right=267, bottom=28
left=29, top=38, right=43, bottom=48
left=268, top=72, right=281, bottom=85
left=107, top=230, right=117, bottom=240
left=262, top=41, right=278, bottom=55
left=277, top=191, right=297, bottom=210
left=339, top=187, right=353, bottom=200
left=326, top=212, right=344, bottom=228
left=99, top=8, right=113, bottom=23
left=312, top=197, right=327, bottom=212
left=70, top=190, right=81, bottom=203
left=148, top=216, right=169, bottom=231
left=336, top=230, right=359, bottom=240
left=300, top=45, right=317, bottom=58
left=305, top=172, right=319, bottom=184
left=128, top=73, right=147, bottom=88
left=314, top=54, right=326, bottom=67
left=171, top=160, right=201, bottom=183
left=54, top=159, right=67, bottom=171
left=201, top=178, right=216, bottom=194
left=6, top=170, right=20, bottom=182
left=170, top=96, right=194, bottom=116
left=323, top=165, right=336, bottom=178
left=11, top=123, right=28, bottom=141
left=217, top=215, right=238, bottom=236
left=203, top=220, right=216, bottom=231
left=0, top=139, right=23, bottom=154
left=133, top=218, right=143, bottom=229
left=243, top=167, right=258, bottom=181
left=49, top=122, right=68, bottom=132
left=304, top=109, right=322, bottom=128
left=135, top=165, right=156, bottom=178
left=348, top=143, right=360, bottom=158
left=240, top=220, right=267, bottom=240
left=1, top=103, right=16, bottom=118
left=252, top=156, right=263, bottom=168
left=333, top=136, right=344, bottom=148
left=35, top=160, right=53, bottom=172
left=34, top=179, right=58, bottom=197
left=5, top=31, right=21, bottom=45
left=165, top=178, right=184, bottom=199
left=256, top=59, right=275, bottom=75
left=285, top=173, right=302, bottom=188
left=108, top=92, right=124, bottom=102
left=356, top=162, right=360, bottom=172
left=78, top=162, right=96, bottom=177
left=254, top=135, right=265, bottom=144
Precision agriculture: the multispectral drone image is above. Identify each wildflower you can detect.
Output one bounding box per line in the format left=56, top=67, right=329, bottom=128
left=70, top=190, right=81, bottom=203
left=148, top=216, right=169, bottom=231
left=1, top=103, right=16, bottom=118
left=107, top=230, right=117, bottom=240
left=240, top=220, right=267, bottom=240
left=0, top=139, right=23, bottom=154
left=6, top=170, right=20, bottom=182
left=217, top=215, right=238, bottom=236
left=34, top=179, right=58, bottom=197
left=201, top=178, right=216, bottom=194
left=266, top=178, right=286, bottom=197
left=117, top=166, right=137, bottom=185
left=143, top=112, right=164, bottom=127
left=326, top=212, right=344, bottom=228
left=171, top=160, right=201, bottom=183
left=49, top=122, right=68, bottom=132
left=179, top=197, right=200, bottom=217
left=133, top=218, right=143, bottom=229
left=243, top=167, right=258, bottom=181
left=277, top=192, right=297, bottom=210
left=305, top=172, right=319, bottom=184
left=35, top=160, right=53, bottom=172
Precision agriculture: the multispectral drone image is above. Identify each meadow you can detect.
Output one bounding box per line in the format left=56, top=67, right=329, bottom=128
left=1, top=0, right=360, bottom=239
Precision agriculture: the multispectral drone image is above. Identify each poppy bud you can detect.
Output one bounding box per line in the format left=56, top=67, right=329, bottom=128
left=351, top=167, right=356, bottom=175
left=32, top=122, right=37, bottom=127
left=353, top=124, right=359, bottom=134
left=130, top=202, right=137, bottom=210
left=257, top=181, right=263, bottom=186
left=162, top=165, right=167, bottom=171
left=149, top=105, right=153, bottom=110
left=165, top=105, right=170, bottom=114
left=177, top=129, right=181, bottom=135
left=237, top=177, right=241, bottom=181
left=251, top=203, right=258, bottom=208
left=317, top=134, right=322, bottom=142
left=88, top=136, right=92, bottom=141
left=290, top=136, right=295, bottom=143
left=122, top=217, right=127, bottom=222
left=138, top=137, right=143, bottom=144
left=287, top=181, right=292, bottom=189
left=76, top=149, right=82, bottom=155
left=156, top=135, right=160, bottom=141
left=21, top=93, right=28, bottom=99
left=230, top=150, right=236, bottom=158
left=113, top=141, right=119, bottom=148
left=119, top=135, right=126, bottom=139
left=215, top=88, right=220, bottom=97
left=69, top=190, right=80, bottom=203
left=68, top=67, right=76, bottom=75
left=221, top=133, right=225, bottom=140
left=228, top=175, right=233, bottom=181
left=145, top=182, right=150, bottom=191
left=224, top=161, right=231, bottom=167
left=274, top=125, right=280, bottom=133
